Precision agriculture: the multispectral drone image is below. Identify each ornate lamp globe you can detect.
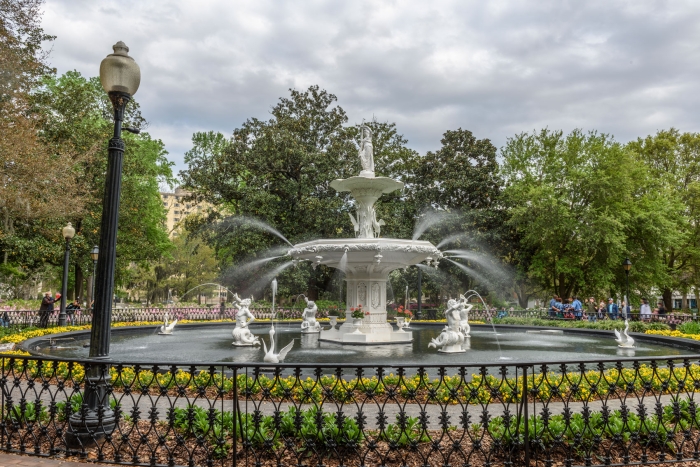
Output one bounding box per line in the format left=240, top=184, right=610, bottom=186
left=99, top=41, right=141, bottom=96
left=90, top=245, right=99, bottom=261
left=62, top=222, right=75, bottom=240
left=622, top=258, right=632, bottom=272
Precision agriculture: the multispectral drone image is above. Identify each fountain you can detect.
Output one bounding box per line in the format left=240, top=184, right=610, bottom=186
left=288, top=124, right=442, bottom=345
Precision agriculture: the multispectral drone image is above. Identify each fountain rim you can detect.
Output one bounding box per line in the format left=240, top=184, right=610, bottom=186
left=288, top=237, right=442, bottom=254
left=18, top=322, right=700, bottom=367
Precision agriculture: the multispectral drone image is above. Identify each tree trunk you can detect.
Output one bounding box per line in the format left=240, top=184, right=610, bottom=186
left=682, top=291, right=688, bottom=310
left=75, top=264, right=83, bottom=301
left=557, top=273, right=566, bottom=299
left=662, top=288, right=673, bottom=311
left=514, top=281, right=530, bottom=308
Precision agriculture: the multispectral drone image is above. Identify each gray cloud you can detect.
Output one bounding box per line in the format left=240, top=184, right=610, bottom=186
left=42, top=0, right=700, bottom=174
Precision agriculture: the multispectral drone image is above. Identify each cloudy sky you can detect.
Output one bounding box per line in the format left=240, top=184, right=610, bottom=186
left=42, top=0, right=700, bottom=176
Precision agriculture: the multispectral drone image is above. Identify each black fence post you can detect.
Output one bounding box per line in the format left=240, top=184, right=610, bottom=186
left=522, top=365, right=529, bottom=466
left=232, top=366, right=237, bottom=467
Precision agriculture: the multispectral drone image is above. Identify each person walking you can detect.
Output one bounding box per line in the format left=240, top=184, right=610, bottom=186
left=657, top=301, right=667, bottom=319
left=39, top=292, right=54, bottom=328
left=639, top=298, right=652, bottom=321
left=607, top=298, right=619, bottom=320
left=586, top=297, right=597, bottom=322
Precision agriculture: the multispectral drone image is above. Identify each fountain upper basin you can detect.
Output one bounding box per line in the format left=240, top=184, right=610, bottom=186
left=288, top=238, right=442, bottom=274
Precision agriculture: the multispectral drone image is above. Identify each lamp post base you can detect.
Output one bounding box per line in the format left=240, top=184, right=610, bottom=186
left=65, top=365, right=117, bottom=448
left=66, top=410, right=117, bottom=449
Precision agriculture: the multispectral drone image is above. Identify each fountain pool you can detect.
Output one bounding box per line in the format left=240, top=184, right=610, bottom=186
left=27, top=323, right=700, bottom=365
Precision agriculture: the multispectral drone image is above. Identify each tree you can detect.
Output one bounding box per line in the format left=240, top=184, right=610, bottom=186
left=626, top=129, right=700, bottom=310
left=501, top=129, right=640, bottom=299
left=402, top=129, right=507, bottom=302
left=2, top=70, right=173, bottom=300
left=165, top=231, right=219, bottom=301
left=0, top=1, right=90, bottom=294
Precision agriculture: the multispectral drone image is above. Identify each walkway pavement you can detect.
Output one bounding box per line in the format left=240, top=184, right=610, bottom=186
left=0, top=452, right=105, bottom=466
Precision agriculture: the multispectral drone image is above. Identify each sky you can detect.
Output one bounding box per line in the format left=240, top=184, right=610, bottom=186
left=42, top=0, right=700, bottom=177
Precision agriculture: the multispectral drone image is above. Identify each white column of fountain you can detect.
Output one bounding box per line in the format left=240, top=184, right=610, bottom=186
left=288, top=124, right=442, bottom=345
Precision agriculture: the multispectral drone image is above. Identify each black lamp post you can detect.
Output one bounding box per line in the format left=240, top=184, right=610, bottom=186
left=68, top=41, right=140, bottom=446
left=58, top=222, right=75, bottom=326
left=623, top=257, right=632, bottom=318
left=90, top=245, right=99, bottom=311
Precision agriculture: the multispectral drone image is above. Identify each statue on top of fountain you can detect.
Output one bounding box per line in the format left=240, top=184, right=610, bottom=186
left=301, top=298, right=321, bottom=333
left=347, top=124, right=387, bottom=239
left=358, top=124, right=374, bottom=177
left=232, top=293, right=260, bottom=347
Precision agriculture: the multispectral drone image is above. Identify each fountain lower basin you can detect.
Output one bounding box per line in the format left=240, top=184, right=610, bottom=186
left=24, top=323, right=700, bottom=365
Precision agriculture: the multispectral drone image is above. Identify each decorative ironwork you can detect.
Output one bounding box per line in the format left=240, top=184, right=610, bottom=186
left=2, top=353, right=700, bottom=465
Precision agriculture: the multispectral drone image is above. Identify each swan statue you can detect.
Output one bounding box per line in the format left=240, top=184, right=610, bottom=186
left=614, top=319, right=635, bottom=348
left=263, top=323, right=295, bottom=363
left=158, top=313, right=177, bottom=335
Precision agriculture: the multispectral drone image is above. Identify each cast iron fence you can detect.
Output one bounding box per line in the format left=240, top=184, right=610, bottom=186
left=0, top=307, right=693, bottom=333
left=3, top=353, right=700, bottom=466
left=0, top=307, right=336, bottom=330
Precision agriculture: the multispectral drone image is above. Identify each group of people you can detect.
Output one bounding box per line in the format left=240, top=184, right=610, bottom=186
left=38, top=291, right=82, bottom=328
left=548, top=296, right=586, bottom=319
left=549, top=295, right=667, bottom=321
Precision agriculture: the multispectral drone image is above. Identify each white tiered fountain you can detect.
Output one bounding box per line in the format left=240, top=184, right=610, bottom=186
left=288, top=125, right=442, bottom=345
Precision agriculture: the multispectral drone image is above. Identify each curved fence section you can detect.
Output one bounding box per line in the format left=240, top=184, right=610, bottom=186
left=2, top=354, right=700, bottom=466
left=0, top=307, right=331, bottom=329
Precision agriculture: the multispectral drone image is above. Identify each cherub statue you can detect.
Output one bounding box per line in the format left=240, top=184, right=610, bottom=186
left=300, top=298, right=321, bottom=333
left=428, top=298, right=465, bottom=353
left=232, top=293, right=260, bottom=346
left=457, top=294, right=473, bottom=337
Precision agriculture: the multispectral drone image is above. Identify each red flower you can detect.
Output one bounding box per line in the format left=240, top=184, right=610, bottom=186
left=365, top=311, right=370, bottom=316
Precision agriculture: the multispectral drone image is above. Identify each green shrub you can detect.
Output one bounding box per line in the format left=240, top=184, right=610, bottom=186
left=678, top=320, right=700, bottom=335
left=380, top=414, right=430, bottom=447
left=492, top=317, right=670, bottom=332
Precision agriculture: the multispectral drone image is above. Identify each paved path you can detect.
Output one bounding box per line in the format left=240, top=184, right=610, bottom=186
left=0, top=452, right=107, bottom=466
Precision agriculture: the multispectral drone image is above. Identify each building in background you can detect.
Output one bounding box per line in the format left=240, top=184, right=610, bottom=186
left=160, top=187, right=209, bottom=236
